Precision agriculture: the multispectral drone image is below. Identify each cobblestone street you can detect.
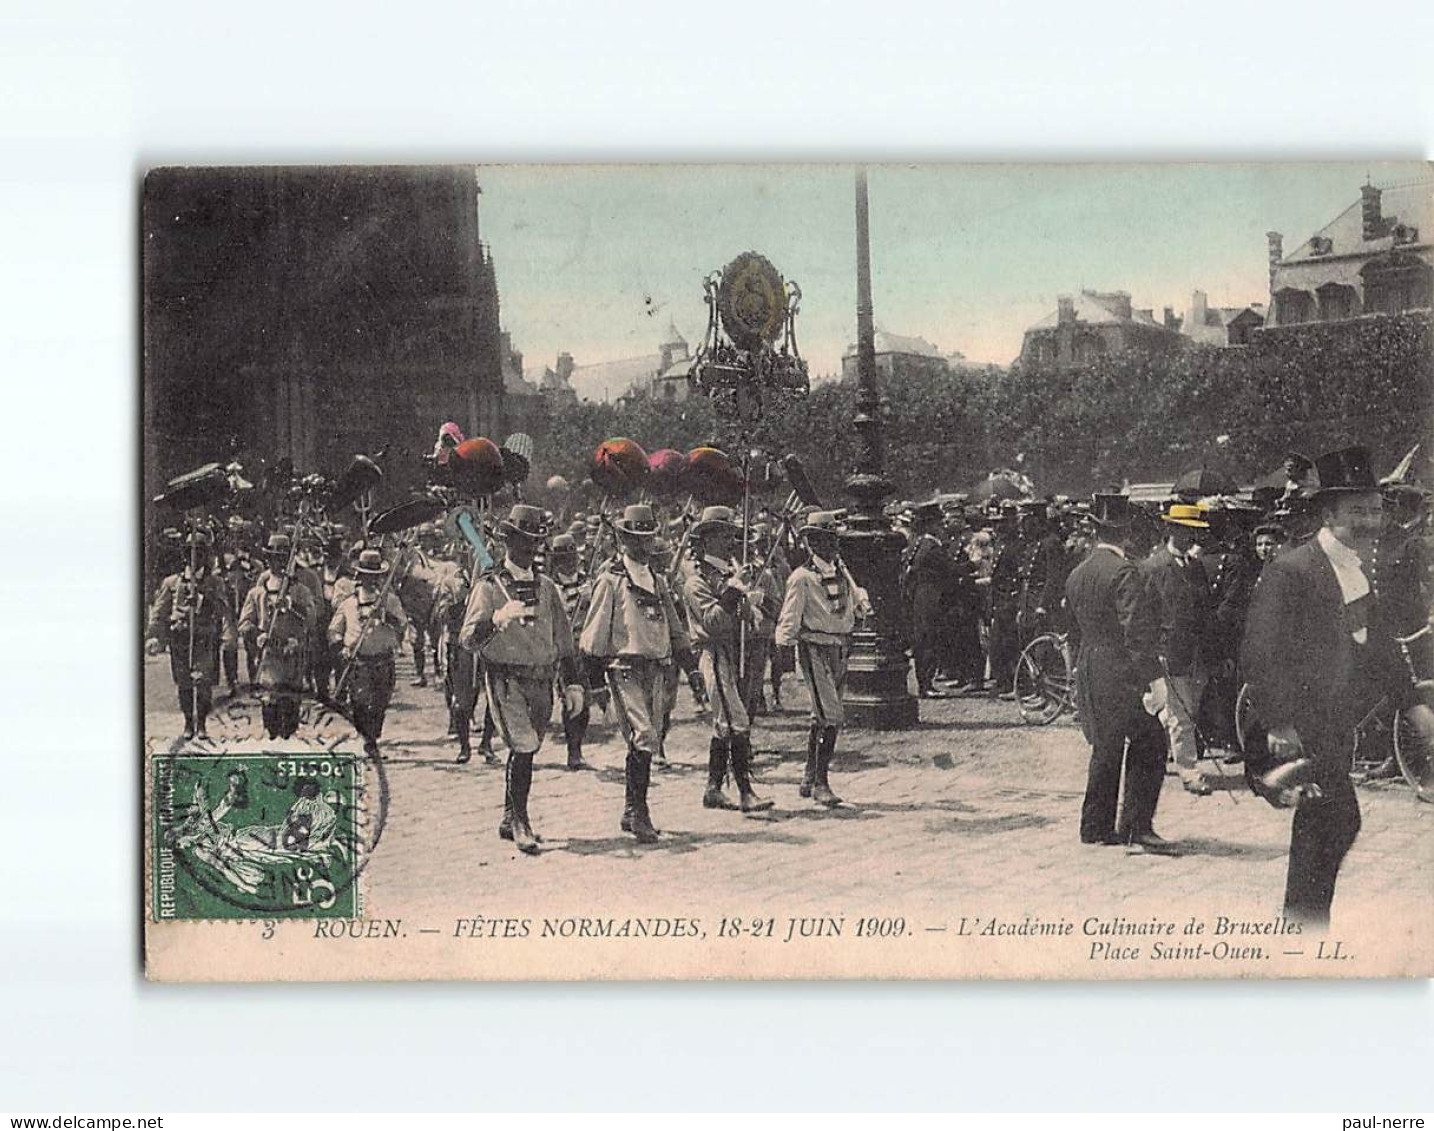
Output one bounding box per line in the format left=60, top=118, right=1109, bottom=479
left=144, top=647, right=1434, bottom=958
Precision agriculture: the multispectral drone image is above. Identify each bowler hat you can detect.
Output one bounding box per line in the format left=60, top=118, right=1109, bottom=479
left=1313, top=445, right=1378, bottom=496
left=499, top=503, right=548, bottom=541
left=264, top=532, right=292, bottom=557
left=799, top=510, right=842, bottom=537
left=613, top=504, right=660, bottom=537
left=354, top=548, right=387, bottom=575
left=691, top=505, right=741, bottom=537
left=1160, top=502, right=1209, bottom=529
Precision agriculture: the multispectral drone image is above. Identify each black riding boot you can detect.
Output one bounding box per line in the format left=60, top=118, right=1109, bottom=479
left=454, top=711, right=472, bottom=764
left=178, top=690, right=195, bottom=739
left=623, top=749, right=659, bottom=843
left=812, top=726, right=842, bottom=808
left=507, top=752, right=540, bottom=855
left=703, top=737, right=737, bottom=809
left=261, top=701, right=279, bottom=739
left=194, top=686, right=212, bottom=739
left=730, top=734, right=774, bottom=812
left=799, top=724, right=820, bottom=798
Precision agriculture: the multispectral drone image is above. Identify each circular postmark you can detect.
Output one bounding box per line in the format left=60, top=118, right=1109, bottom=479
left=150, top=696, right=389, bottom=920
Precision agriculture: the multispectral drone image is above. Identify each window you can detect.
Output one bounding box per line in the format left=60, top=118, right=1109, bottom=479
left=1361, top=253, right=1434, bottom=315
left=1273, top=288, right=1315, bottom=325
left=1316, top=282, right=1358, bottom=322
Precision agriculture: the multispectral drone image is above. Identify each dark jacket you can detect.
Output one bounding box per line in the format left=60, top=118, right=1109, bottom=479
left=907, top=533, right=959, bottom=639
left=1240, top=537, right=1415, bottom=782
left=1141, top=543, right=1213, bottom=676
left=1066, top=545, right=1163, bottom=748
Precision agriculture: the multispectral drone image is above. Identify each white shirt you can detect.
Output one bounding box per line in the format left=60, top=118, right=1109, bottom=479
left=1316, top=526, right=1370, bottom=643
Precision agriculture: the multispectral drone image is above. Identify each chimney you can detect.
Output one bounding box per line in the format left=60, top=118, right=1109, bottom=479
left=1190, top=289, right=1209, bottom=331
left=556, top=352, right=574, bottom=382
left=1266, top=231, right=1283, bottom=294
left=1057, top=295, right=1075, bottom=325
left=1361, top=183, right=1384, bottom=240
left=1163, top=305, right=1178, bottom=330
left=1112, top=291, right=1132, bottom=321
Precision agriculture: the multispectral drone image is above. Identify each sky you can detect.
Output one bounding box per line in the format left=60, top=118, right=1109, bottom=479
left=475, top=162, right=1430, bottom=400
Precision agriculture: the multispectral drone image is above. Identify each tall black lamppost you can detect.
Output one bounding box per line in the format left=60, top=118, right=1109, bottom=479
left=840, top=166, right=917, bottom=729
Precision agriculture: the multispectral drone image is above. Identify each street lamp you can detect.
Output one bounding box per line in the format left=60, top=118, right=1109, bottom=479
left=841, top=166, right=917, bottom=729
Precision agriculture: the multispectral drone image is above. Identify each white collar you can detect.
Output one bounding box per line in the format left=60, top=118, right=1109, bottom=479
left=505, top=561, right=535, bottom=582
left=1316, top=527, right=1370, bottom=605
left=810, top=553, right=838, bottom=577
left=1095, top=542, right=1126, bottom=559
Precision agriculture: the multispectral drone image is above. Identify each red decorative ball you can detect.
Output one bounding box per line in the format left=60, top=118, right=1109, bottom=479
left=591, top=437, right=650, bottom=494
left=686, top=446, right=744, bottom=504
left=646, top=448, right=690, bottom=498
left=452, top=437, right=505, bottom=496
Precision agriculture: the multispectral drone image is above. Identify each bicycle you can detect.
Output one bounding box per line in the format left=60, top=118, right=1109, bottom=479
left=1014, top=630, right=1076, bottom=725
left=1235, top=681, right=1433, bottom=803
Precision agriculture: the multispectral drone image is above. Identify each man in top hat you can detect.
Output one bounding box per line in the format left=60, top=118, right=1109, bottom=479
left=1141, top=502, right=1218, bottom=796
left=460, top=505, right=583, bottom=854
left=904, top=501, right=960, bottom=700
left=548, top=532, right=594, bottom=771
left=775, top=511, right=870, bottom=807
left=680, top=505, right=775, bottom=814
left=146, top=528, right=237, bottom=740
left=328, top=548, right=407, bottom=758
left=238, top=542, right=317, bottom=739
left=1065, top=494, right=1171, bottom=851
left=579, top=504, right=698, bottom=844
left=1242, top=445, right=1434, bottom=927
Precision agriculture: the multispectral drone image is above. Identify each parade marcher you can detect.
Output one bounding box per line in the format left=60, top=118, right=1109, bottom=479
left=1141, top=502, right=1218, bottom=796
left=398, top=551, right=441, bottom=688
left=1241, top=445, right=1434, bottom=928
left=579, top=504, right=698, bottom=844
left=986, top=506, right=1022, bottom=699
left=1065, top=494, right=1172, bottom=852
left=310, top=533, right=348, bottom=703
left=741, top=521, right=783, bottom=719
left=904, top=502, right=960, bottom=699
left=218, top=531, right=256, bottom=696
left=765, top=524, right=796, bottom=711
left=681, top=505, right=775, bottom=814
left=459, top=505, right=583, bottom=855
left=328, top=548, right=407, bottom=759
left=238, top=548, right=317, bottom=739
left=775, top=511, right=869, bottom=807
left=434, top=553, right=496, bottom=766
left=548, top=533, right=593, bottom=771
left=146, top=529, right=236, bottom=739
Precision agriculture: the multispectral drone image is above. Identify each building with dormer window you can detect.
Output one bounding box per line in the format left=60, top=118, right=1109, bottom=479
left=1265, top=179, right=1433, bottom=329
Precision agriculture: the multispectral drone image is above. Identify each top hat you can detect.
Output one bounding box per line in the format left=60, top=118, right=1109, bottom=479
left=1313, top=444, right=1378, bottom=496
left=799, top=510, right=843, bottom=537
left=263, top=532, right=292, bottom=557
left=1160, top=502, right=1210, bottom=529
left=354, top=548, right=387, bottom=575
left=1089, top=493, right=1133, bottom=528
left=613, top=504, right=660, bottom=537
left=498, top=504, right=548, bottom=541
left=690, top=505, right=741, bottom=538
left=911, top=501, right=944, bottom=526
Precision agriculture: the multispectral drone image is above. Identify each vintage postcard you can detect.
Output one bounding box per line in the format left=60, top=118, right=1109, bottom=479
left=142, top=163, right=1434, bottom=981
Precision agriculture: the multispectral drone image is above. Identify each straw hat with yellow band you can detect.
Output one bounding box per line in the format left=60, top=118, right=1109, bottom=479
left=1159, top=502, right=1209, bottom=529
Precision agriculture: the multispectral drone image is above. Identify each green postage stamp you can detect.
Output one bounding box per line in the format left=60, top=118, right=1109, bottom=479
left=150, top=751, right=375, bottom=920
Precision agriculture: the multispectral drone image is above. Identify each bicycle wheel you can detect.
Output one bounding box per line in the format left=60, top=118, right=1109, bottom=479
left=1235, top=682, right=1260, bottom=754
left=1014, top=633, right=1072, bottom=726
left=1393, top=708, right=1434, bottom=803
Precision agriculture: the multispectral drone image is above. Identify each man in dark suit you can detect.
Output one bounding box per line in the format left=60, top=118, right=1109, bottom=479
left=1066, top=494, right=1172, bottom=852
left=905, top=502, right=960, bottom=699
left=1241, top=445, right=1434, bottom=927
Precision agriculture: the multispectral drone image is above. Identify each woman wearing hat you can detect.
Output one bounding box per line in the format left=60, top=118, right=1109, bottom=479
left=681, top=505, right=775, bottom=814
left=459, top=505, right=583, bottom=855
left=774, top=511, right=870, bottom=807
left=1140, top=501, right=1219, bottom=796
left=579, top=504, right=698, bottom=844
left=327, top=548, right=408, bottom=758
left=1242, top=445, right=1434, bottom=926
